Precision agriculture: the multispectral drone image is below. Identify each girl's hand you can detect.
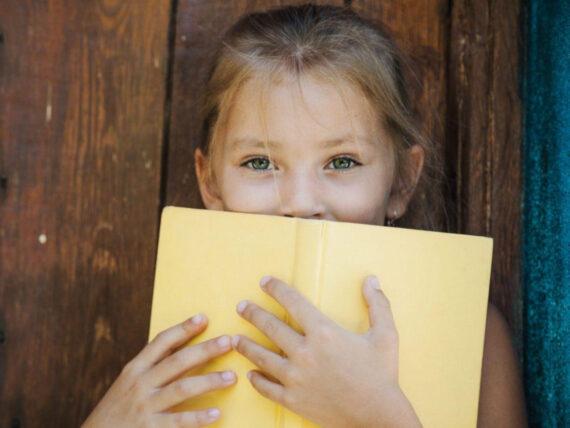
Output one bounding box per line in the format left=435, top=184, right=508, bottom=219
left=232, top=275, right=422, bottom=428
left=82, top=314, right=237, bottom=428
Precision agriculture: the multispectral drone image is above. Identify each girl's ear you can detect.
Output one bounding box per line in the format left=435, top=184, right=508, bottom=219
left=386, top=144, right=425, bottom=221
left=194, top=147, right=224, bottom=210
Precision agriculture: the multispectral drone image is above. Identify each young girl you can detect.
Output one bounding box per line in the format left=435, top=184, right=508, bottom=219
left=83, top=4, right=527, bottom=427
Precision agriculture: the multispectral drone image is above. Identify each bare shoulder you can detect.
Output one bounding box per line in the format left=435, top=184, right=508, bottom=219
left=477, top=302, right=528, bottom=427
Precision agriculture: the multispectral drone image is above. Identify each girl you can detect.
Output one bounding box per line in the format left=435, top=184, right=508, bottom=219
left=83, top=4, right=527, bottom=427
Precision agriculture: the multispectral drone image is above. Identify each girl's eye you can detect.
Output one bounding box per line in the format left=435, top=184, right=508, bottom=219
left=241, top=157, right=275, bottom=171
left=326, top=156, right=362, bottom=170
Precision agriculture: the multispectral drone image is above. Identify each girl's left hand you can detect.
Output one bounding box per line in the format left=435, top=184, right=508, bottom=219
left=232, top=275, right=422, bottom=428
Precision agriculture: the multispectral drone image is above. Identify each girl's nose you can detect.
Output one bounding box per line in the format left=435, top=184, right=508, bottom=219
left=277, top=171, right=325, bottom=219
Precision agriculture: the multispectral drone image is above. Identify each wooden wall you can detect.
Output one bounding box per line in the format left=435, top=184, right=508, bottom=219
left=0, top=1, right=172, bottom=425
left=0, top=0, right=522, bottom=425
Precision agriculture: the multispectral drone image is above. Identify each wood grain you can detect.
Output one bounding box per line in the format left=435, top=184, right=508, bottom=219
left=447, top=0, right=522, bottom=344
left=0, top=0, right=171, bottom=425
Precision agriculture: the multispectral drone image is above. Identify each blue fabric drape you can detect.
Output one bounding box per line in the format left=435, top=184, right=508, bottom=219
left=523, top=0, right=570, bottom=426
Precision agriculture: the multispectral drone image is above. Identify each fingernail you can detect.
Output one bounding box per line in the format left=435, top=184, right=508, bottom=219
left=207, top=408, right=220, bottom=420
left=367, top=276, right=381, bottom=290
left=260, top=275, right=272, bottom=288
left=217, top=335, right=230, bottom=348
left=191, top=313, right=204, bottom=324
left=231, top=335, right=240, bottom=348
left=221, top=370, right=235, bottom=381
left=236, top=300, right=248, bottom=314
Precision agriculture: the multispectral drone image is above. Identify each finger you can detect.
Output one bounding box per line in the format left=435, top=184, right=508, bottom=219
left=157, top=407, right=222, bottom=427
left=362, top=276, right=398, bottom=339
left=130, top=314, right=209, bottom=374
left=236, top=300, right=303, bottom=353
left=259, top=276, right=329, bottom=333
left=151, top=371, right=236, bottom=413
left=144, top=335, right=233, bottom=388
left=247, top=370, right=287, bottom=407
left=232, top=334, right=289, bottom=382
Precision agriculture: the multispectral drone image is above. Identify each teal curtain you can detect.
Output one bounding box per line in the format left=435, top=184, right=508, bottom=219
left=522, top=0, right=570, bottom=426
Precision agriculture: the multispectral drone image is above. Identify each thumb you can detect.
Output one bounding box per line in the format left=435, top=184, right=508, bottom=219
left=362, top=275, right=397, bottom=338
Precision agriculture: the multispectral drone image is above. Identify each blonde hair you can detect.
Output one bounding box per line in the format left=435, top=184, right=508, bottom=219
left=197, top=3, right=446, bottom=230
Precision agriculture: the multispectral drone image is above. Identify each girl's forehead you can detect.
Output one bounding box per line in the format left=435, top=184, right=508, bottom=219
left=234, top=72, right=371, bottom=111
left=219, top=73, right=394, bottom=162
left=226, top=72, right=380, bottom=138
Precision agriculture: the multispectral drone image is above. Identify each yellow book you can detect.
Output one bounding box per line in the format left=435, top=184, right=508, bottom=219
left=148, top=206, right=493, bottom=427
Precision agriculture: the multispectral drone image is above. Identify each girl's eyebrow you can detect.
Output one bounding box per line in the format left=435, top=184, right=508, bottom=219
left=230, top=134, right=376, bottom=150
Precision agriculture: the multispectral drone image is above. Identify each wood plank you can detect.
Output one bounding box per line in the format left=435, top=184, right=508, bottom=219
left=0, top=0, right=171, bottom=425
left=447, top=0, right=522, bottom=342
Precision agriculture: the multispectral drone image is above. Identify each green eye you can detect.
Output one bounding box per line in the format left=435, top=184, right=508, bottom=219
left=242, top=157, right=273, bottom=171
left=329, top=157, right=361, bottom=170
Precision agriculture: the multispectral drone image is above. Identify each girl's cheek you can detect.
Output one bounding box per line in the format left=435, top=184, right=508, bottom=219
left=329, top=189, right=385, bottom=224
left=324, top=175, right=389, bottom=224
left=220, top=177, right=279, bottom=214
left=218, top=168, right=389, bottom=223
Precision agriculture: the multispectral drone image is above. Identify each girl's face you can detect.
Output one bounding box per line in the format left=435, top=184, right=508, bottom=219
left=195, top=73, right=423, bottom=226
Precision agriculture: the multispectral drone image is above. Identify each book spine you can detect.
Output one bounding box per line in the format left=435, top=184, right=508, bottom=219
left=276, top=220, right=326, bottom=428
left=293, top=220, right=327, bottom=308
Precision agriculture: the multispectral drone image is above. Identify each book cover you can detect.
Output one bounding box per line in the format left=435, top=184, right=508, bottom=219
left=148, top=206, right=493, bottom=427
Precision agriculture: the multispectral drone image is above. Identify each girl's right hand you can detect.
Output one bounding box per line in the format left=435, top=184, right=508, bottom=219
left=82, top=313, right=236, bottom=428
